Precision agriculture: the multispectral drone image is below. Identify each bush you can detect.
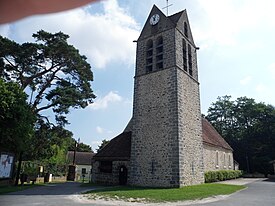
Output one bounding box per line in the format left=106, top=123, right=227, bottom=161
left=205, top=170, right=242, bottom=183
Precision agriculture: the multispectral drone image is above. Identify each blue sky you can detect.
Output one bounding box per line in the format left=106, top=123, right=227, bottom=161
left=1, top=0, right=275, bottom=151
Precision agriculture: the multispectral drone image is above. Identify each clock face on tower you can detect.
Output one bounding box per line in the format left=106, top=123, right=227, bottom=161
left=150, top=14, right=160, bottom=25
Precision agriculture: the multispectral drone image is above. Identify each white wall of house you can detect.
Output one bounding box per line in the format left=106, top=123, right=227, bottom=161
left=75, top=165, right=92, bottom=181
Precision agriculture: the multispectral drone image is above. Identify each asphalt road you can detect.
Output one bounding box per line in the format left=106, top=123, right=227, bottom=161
left=0, top=182, right=98, bottom=206
left=200, top=179, right=275, bottom=206
left=0, top=179, right=275, bottom=206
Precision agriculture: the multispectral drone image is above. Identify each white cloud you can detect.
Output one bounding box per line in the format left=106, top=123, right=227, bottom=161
left=89, top=91, right=122, bottom=110
left=240, top=76, right=252, bottom=85
left=96, top=126, right=104, bottom=134
left=253, top=83, right=275, bottom=106
left=193, top=0, right=275, bottom=48
left=255, top=84, right=266, bottom=93
left=91, top=140, right=102, bottom=145
left=194, top=0, right=238, bottom=46
left=0, top=24, right=10, bottom=37
left=0, top=0, right=140, bottom=69
left=95, top=126, right=114, bottom=135
left=91, top=140, right=102, bottom=150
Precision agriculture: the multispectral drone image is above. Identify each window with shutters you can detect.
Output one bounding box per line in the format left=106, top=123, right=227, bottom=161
left=155, top=36, right=163, bottom=70
left=188, top=44, right=193, bottom=76
left=146, top=39, right=153, bottom=73
left=182, top=39, right=187, bottom=71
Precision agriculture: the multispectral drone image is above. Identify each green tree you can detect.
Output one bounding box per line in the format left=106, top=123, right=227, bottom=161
left=43, top=142, right=70, bottom=176
left=68, top=138, right=93, bottom=152
left=24, top=125, right=76, bottom=175
left=77, top=142, right=93, bottom=152
left=0, top=78, right=36, bottom=155
left=206, top=96, right=275, bottom=175
left=24, top=123, right=74, bottom=161
left=97, top=139, right=110, bottom=152
left=206, top=95, right=236, bottom=139
left=0, top=30, right=96, bottom=126
left=0, top=79, right=36, bottom=185
left=0, top=31, right=96, bottom=181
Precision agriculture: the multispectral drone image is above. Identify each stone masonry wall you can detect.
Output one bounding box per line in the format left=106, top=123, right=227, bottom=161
left=203, top=144, right=234, bottom=171
left=130, top=28, right=180, bottom=187
left=175, top=28, right=204, bottom=185
left=176, top=69, right=205, bottom=185
left=129, top=68, right=180, bottom=187
left=92, top=161, right=129, bottom=185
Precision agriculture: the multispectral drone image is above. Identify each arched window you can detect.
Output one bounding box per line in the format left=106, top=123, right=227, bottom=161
left=216, top=151, right=219, bottom=168
left=188, top=44, right=193, bottom=76
left=182, top=39, right=187, bottom=71
left=156, top=36, right=163, bottom=70
left=146, top=39, right=153, bottom=73
left=223, top=153, right=226, bottom=168
left=184, top=22, right=188, bottom=37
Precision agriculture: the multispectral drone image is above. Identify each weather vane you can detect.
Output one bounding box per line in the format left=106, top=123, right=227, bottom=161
left=162, top=0, right=173, bottom=16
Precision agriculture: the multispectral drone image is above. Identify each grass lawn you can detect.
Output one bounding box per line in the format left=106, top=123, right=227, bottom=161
left=86, top=183, right=246, bottom=202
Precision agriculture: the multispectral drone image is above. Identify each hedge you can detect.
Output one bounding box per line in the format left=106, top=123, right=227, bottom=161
left=205, top=170, right=243, bottom=183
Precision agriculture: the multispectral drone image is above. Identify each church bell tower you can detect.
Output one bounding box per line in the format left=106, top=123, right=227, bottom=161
left=129, top=5, right=204, bottom=187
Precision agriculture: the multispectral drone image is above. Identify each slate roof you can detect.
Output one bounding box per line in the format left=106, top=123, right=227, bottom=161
left=93, top=119, right=232, bottom=160
left=67, top=151, right=94, bottom=165
left=202, top=118, right=233, bottom=151
left=93, top=132, right=132, bottom=161
left=168, top=10, right=184, bottom=25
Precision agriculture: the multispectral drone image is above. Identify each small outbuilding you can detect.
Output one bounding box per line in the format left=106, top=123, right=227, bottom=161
left=91, top=132, right=131, bottom=185
left=67, top=151, right=94, bottom=181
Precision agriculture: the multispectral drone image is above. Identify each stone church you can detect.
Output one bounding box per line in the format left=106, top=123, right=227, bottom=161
left=91, top=5, right=234, bottom=187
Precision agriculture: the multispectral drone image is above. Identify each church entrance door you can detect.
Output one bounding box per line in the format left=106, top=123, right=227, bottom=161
left=119, top=166, right=127, bottom=185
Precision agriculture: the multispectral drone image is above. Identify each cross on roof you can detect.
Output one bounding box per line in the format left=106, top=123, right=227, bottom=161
left=162, top=0, right=173, bottom=16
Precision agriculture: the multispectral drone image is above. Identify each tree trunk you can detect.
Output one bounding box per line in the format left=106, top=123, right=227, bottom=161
left=15, top=151, right=23, bottom=186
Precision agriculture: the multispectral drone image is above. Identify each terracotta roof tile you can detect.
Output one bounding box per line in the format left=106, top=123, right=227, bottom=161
left=202, top=118, right=233, bottom=151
